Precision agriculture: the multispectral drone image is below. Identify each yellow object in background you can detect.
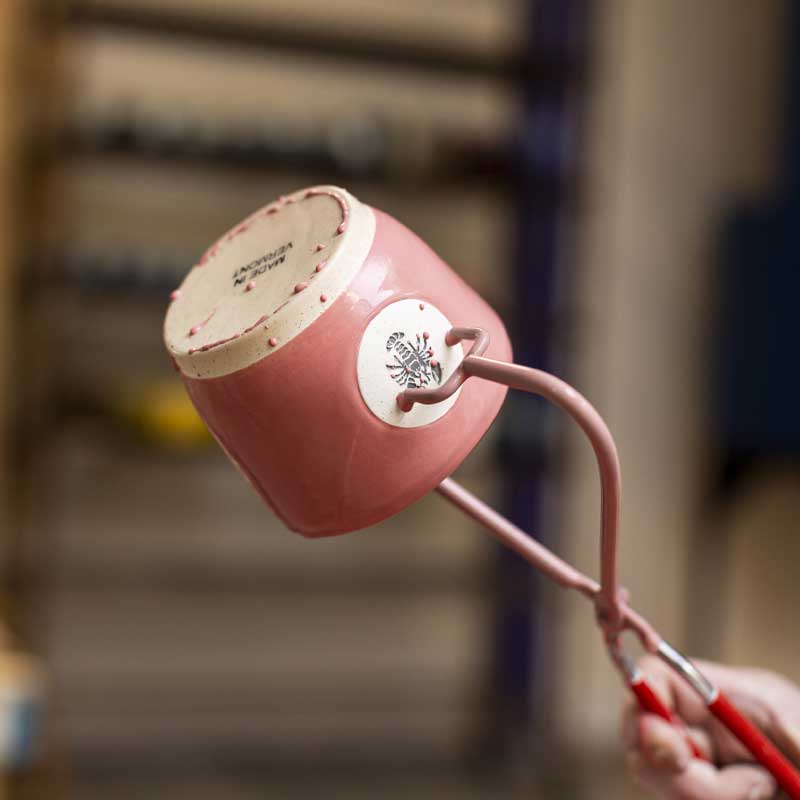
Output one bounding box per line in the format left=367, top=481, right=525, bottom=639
left=118, top=380, right=212, bottom=449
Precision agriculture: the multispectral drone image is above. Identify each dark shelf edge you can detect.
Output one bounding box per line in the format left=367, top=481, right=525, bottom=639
left=50, top=567, right=490, bottom=595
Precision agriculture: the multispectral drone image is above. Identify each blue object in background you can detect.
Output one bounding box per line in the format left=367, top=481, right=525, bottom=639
left=717, top=0, right=800, bottom=487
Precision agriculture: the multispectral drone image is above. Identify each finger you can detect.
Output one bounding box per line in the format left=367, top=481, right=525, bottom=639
left=639, top=714, right=692, bottom=772
left=684, top=662, right=800, bottom=765
left=628, top=750, right=777, bottom=800
left=698, top=662, right=775, bottom=735
left=636, top=654, right=711, bottom=727
left=685, top=724, right=716, bottom=762
left=670, top=763, right=775, bottom=800
left=773, top=714, right=800, bottom=765
left=623, top=703, right=715, bottom=761
left=700, top=665, right=800, bottom=765
left=621, top=697, right=639, bottom=748
left=638, top=656, right=791, bottom=748
left=637, top=656, right=800, bottom=769
left=637, top=657, right=752, bottom=765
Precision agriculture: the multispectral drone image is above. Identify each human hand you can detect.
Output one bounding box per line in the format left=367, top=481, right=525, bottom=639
left=621, top=656, right=800, bottom=799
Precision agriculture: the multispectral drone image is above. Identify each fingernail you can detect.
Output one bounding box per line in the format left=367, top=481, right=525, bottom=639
left=784, top=721, right=800, bottom=747
left=652, top=745, right=681, bottom=770
left=747, top=781, right=774, bottom=800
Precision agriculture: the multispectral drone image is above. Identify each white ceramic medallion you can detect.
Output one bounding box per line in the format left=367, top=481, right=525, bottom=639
left=357, top=299, right=464, bottom=428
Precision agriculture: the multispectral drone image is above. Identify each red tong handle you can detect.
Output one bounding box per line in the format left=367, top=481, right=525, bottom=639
left=710, top=691, right=800, bottom=799
left=630, top=675, right=707, bottom=760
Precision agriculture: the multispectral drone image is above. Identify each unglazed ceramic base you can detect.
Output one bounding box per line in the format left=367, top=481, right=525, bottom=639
left=164, top=186, right=375, bottom=379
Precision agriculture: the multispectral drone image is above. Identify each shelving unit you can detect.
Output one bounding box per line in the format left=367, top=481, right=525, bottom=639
left=23, top=2, right=534, bottom=798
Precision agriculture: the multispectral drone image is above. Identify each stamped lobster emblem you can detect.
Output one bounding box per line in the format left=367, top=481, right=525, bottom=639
left=385, top=331, right=443, bottom=389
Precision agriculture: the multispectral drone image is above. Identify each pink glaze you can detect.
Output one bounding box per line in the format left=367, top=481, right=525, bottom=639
left=190, top=335, right=236, bottom=354
left=179, top=208, right=511, bottom=537
left=188, top=308, right=216, bottom=337
left=314, top=261, right=326, bottom=273
left=315, top=243, right=326, bottom=252
left=245, top=280, right=256, bottom=292
left=294, top=282, right=308, bottom=294
left=243, top=314, right=269, bottom=334
left=320, top=294, right=328, bottom=303
left=199, top=242, right=220, bottom=265
left=189, top=314, right=270, bottom=355
left=419, top=303, right=425, bottom=310
left=170, top=290, right=181, bottom=301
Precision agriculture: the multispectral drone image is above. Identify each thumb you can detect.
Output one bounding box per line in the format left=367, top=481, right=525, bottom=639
left=771, top=711, right=800, bottom=765
left=699, top=661, right=800, bottom=764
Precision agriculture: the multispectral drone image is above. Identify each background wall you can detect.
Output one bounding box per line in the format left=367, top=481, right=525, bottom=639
left=555, top=0, right=788, bottom=784
left=0, top=2, right=797, bottom=799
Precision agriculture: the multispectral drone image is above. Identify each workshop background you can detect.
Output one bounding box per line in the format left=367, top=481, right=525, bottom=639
left=0, top=1, right=797, bottom=798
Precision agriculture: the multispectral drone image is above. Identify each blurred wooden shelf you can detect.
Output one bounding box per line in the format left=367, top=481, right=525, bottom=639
left=59, top=27, right=517, bottom=140
left=66, top=0, right=530, bottom=80
left=42, top=418, right=502, bottom=764
left=25, top=4, right=524, bottom=793
left=43, top=159, right=514, bottom=315
left=68, top=766, right=507, bottom=800
left=46, top=423, right=500, bottom=577
left=48, top=583, right=489, bottom=762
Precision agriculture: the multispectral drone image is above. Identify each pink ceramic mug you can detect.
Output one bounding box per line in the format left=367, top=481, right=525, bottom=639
left=163, top=185, right=512, bottom=537
left=163, top=186, right=800, bottom=797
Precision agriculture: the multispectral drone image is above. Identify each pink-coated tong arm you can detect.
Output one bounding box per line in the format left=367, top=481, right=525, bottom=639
left=436, top=477, right=704, bottom=764
left=400, top=328, right=648, bottom=642
left=399, top=328, right=800, bottom=798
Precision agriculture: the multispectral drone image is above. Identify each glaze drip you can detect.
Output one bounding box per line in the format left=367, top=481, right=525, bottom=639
left=188, top=308, right=216, bottom=337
